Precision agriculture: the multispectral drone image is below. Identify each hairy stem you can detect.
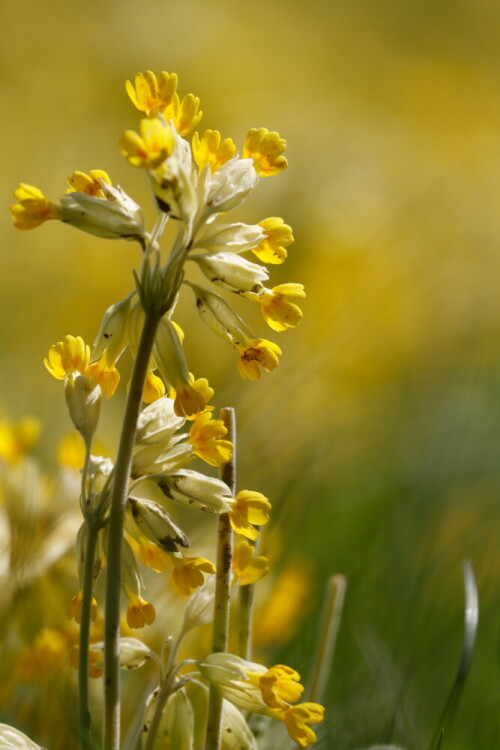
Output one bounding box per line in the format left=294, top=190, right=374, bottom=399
left=205, top=407, right=236, bottom=750
left=78, top=516, right=100, bottom=750
left=103, top=310, right=161, bottom=750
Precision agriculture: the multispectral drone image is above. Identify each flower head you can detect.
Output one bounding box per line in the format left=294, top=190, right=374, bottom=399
left=236, top=338, right=282, bottom=380
left=10, top=183, right=60, bottom=229
left=188, top=410, right=233, bottom=466
left=192, top=129, right=236, bottom=173
left=126, top=594, right=156, bottom=629
left=66, top=169, right=111, bottom=197
left=171, top=555, right=216, bottom=595
left=232, top=540, right=269, bottom=585
left=164, top=92, right=203, bottom=136
left=283, top=703, right=325, bottom=747
left=44, top=335, right=90, bottom=380
left=252, top=217, right=294, bottom=264
left=120, top=118, right=174, bottom=169
left=257, top=283, right=305, bottom=332
left=126, top=70, right=178, bottom=117
left=229, top=490, right=271, bottom=540
left=243, top=128, right=288, bottom=176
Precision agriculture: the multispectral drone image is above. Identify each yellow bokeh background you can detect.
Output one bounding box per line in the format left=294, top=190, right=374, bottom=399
left=1, top=1, right=500, bottom=747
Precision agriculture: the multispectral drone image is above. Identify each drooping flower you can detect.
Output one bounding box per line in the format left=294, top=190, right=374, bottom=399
left=282, top=703, right=325, bottom=747
left=252, top=217, right=294, bottom=264
left=256, top=283, right=305, bottom=332
left=243, top=128, right=288, bottom=176
left=232, top=540, right=269, bottom=585
left=228, top=490, right=271, bottom=540
left=126, top=593, right=156, bottom=629
left=188, top=410, right=233, bottom=466
left=66, top=590, right=97, bottom=624
left=236, top=338, right=282, bottom=380
left=171, top=555, right=216, bottom=595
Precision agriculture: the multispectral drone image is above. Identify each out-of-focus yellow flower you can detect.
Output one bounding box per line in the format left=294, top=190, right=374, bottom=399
left=192, top=130, right=236, bottom=173
left=254, top=563, right=311, bottom=646
left=188, top=410, right=233, bottom=466
left=10, top=183, right=61, bottom=229
left=164, top=92, right=203, bottom=136
left=66, top=169, right=111, bottom=197
left=283, top=703, right=325, bottom=747
left=120, top=118, right=174, bottom=170
left=66, top=590, right=97, bottom=624
left=0, top=417, right=40, bottom=464
left=170, top=377, right=214, bottom=419
left=171, top=555, right=216, bottom=595
left=236, top=338, right=282, bottom=380
left=56, top=432, right=111, bottom=469
left=16, top=628, right=70, bottom=682
left=243, top=128, right=288, bottom=176
left=253, top=217, right=294, bottom=264
left=126, top=594, right=156, bottom=629
left=125, top=70, right=178, bottom=118
left=142, top=370, right=165, bottom=404
left=44, top=335, right=90, bottom=380
left=228, top=490, right=271, bottom=540
left=232, top=540, right=269, bottom=585
left=258, top=283, right=305, bottom=332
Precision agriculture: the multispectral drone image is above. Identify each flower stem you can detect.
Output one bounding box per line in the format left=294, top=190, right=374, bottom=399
left=205, top=407, right=236, bottom=750
left=305, top=574, right=347, bottom=704
left=103, top=310, right=161, bottom=750
left=78, top=516, right=100, bottom=750
left=236, top=550, right=258, bottom=661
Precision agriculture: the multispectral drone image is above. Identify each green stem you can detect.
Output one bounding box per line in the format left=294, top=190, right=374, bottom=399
left=103, top=310, right=161, bottom=750
left=237, top=568, right=256, bottom=661
left=205, top=407, right=236, bottom=750
left=305, top=574, right=347, bottom=704
left=78, top=516, right=100, bottom=750
left=142, top=637, right=182, bottom=750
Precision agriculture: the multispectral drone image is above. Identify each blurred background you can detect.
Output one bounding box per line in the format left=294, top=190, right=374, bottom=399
left=2, top=0, right=500, bottom=747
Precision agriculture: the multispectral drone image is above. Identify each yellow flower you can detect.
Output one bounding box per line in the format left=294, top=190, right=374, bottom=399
left=0, top=417, right=40, bottom=464
left=188, top=410, right=233, bottom=466
left=243, top=128, right=288, bottom=176
left=133, top=536, right=170, bottom=573
left=282, top=703, right=325, bottom=747
left=258, top=283, right=305, bottom=332
left=252, top=217, right=293, bottom=264
left=142, top=370, right=166, bottom=404
left=164, top=92, right=203, bottom=136
left=66, top=590, right=98, bottom=624
left=126, top=594, right=156, bottom=629
left=66, top=169, right=111, bottom=197
left=10, top=183, right=60, bottom=229
left=86, top=350, right=120, bottom=398
left=120, top=118, right=174, bottom=169
left=229, top=490, right=271, bottom=540
left=44, top=335, right=90, bottom=380
left=236, top=338, right=282, bottom=380
left=247, top=664, right=304, bottom=711
left=171, top=377, right=214, bottom=419
left=125, top=70, right=178, bottom=117
left=192, top=129, right=236, bottom=173
left=232, top=540, right=269, bottom=585
left=171, top=555, right=216, bottom=595
left=16, top=628, right=70, bottom=682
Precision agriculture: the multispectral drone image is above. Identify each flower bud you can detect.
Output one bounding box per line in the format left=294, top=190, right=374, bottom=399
left=91, top=294, right=134, bottom=363
left=127, top=497, right=189, bottom=553
left=192, top=252, right=269, bottom=293
left=136, top=396, right=185, bottom=445
left=88, top=637, right=155, bottom=671
left=64, top=374, right=101, bottom=444
left=188, top=283, right=251, bottom=346
left=158, top=469, right=233, bottom=513
left=194, top=222, right=264, bottom=254
left=165, top=689, right=194, bottom=750
left=0, top=724, right=44, bottom=750
left=182, top=573, right=216, bottom=632
left=59, top=193, right=147, bottom=245
left=204, top=157, right=258, bottom=214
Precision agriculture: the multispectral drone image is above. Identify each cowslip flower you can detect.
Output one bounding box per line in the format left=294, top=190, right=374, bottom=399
left=171, top=555, right=216, bottom=595
left=243, top=128, right=288, bottom=176
left=191, top=251, right=269, bottom=294
left=236, top=338, right=282, bottom=380
left=163, top=92, right=203, bottom=136
left=255, top=283, right=305, bottom=332
left=66, top=169, right=111, bottom=197
left=252, top=217, right=294, bottom=264
left=232, top=540, right=269, bottom=585
left=126, top=70, right=178, bottom=118
left=0, top=417, right=40, bottom=464
left=10, top=183, right=61, bottom=229
left=192, top=129, right=236, bottom=173
left=120, top=118, right=175, bottom=170
left=187, top=410, right=233, bottom=467
left=228, top=490, right=271, bottom=540
left=66, top=590, right=98, bottom=624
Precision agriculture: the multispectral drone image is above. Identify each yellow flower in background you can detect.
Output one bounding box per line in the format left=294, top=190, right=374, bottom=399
left=171, top=555, right=216, bottom=595
left=10, top=183, right=61, bottom=230
left=188, top=410, right=233, bottom=466
left=164, top=92, right=203, bottom=136
left=66, top=169, right=112, bottom=197
left=126, top=594, right=156, bottom=629
left=44, top=335, right=90, bottom=380
left=16, top=628, right=70, bottom=683
left=258, top=283, right=305, bottom=332
left=125, top=70, right=178, bottom=117
left=236, top=338, right=282, bottom=380
left=66, top=590, right=97, bottom=624
left=229, top=490, right=271, bottom=540
left=232, top=540, right=269, bottom=585
left=192, top=129, right=237, bottom=173
left=283, top=703, right=325, bottom=748
left=252, top=217, right=294, bottom=264
left=243, top=128, right=288, bottom=176
left=0, top=417, right=40, bottom=464
left=254, top=563, right=311, bottom=647
left=120, top=118, right=174, bottom=169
